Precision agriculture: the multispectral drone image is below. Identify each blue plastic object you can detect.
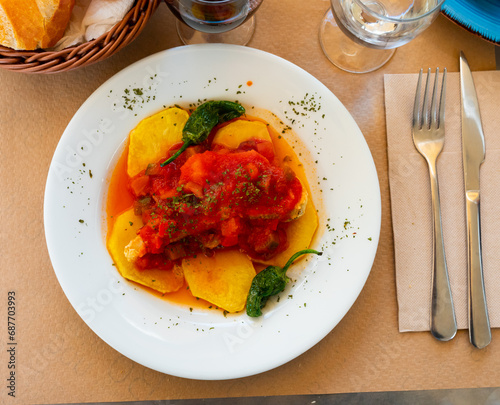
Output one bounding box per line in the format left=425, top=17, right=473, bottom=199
left=442, top=0, right=500, bottom=44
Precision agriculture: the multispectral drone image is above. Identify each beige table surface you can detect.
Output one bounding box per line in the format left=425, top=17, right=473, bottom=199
left=0, top=1, right=498, bottom=403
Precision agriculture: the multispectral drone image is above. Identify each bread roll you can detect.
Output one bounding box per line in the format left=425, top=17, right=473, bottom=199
left=0, top=0, right=75, bottom=50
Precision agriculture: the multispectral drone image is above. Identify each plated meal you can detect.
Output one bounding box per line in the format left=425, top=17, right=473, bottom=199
left=44, top=45, right=381, bottom=379
left=106, top=100, right=320, bottom=316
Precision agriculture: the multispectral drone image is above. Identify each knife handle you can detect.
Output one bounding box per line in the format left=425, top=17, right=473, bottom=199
left=429, top=162, right=457, bottom=341
left=466, top=191, right=491, bottom=349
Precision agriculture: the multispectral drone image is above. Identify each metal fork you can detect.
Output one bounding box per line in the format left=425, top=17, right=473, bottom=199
left=412, top=68, right=457, bottom=341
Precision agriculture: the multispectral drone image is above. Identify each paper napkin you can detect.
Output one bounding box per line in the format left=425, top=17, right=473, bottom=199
left=385, top=70, right=500, bottom=332
left=52, top=0, right=135, bottom=51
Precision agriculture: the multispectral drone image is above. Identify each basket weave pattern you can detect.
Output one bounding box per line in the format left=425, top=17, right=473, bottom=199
left=0, top=0, right=160, bottom=73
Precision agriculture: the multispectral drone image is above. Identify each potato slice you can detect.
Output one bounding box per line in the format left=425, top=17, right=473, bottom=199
left=182, top=250, right=256, bottom=313
left=107, top=209, right=184, bottom=293
left=127, top=107, right=189, bottom=177
left=212, top=119, right=271, bottom=149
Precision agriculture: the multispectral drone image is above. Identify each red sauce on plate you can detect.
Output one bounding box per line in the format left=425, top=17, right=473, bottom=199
left=129, top=127, right=303, bottom=269
left=106, top=114, right=311, bottom=307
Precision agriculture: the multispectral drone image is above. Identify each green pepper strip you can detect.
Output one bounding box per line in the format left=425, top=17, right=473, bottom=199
left=160, top=101, right=245, bottom=167
left=246, top=249, right=323, bottom=317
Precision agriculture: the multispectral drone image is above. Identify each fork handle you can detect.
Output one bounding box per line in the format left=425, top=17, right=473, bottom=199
left=466, top=192, right=491, bottom=349
left=428, top=160, right=457, bottom=341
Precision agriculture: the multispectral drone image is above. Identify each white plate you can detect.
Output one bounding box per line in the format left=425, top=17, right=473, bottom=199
left=44, top=44, right=381, bottom=380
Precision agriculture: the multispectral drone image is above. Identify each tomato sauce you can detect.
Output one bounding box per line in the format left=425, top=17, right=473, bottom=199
left=130, top=145, right=302, bottom=266
left=106, top=114, right=310, bottom=306
left=106, top=144, right=135, bottom=229
left=150, top=280, right=214, bottom=310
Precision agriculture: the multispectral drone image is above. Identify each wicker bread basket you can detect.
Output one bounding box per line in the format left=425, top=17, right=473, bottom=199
left=0, top=0, right=160, bottom=74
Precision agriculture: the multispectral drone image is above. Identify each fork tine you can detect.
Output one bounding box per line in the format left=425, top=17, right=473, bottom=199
left=439, top=68, right=447, bottom=129
left=413, top=68, right=423, bottom=129
left=422, top=68, right=431, bottom=129
left=430, top=67, right=440, bottom=128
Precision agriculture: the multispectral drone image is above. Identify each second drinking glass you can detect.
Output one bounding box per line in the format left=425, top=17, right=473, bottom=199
left=319, top=0, right=445, bottom=73
left=165, top=0, right=264, bottom=45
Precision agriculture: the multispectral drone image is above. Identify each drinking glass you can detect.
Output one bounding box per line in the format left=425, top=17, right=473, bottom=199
left=165, top=0, right=264, bottom=45
left=319, top=0, right=445, bottom=73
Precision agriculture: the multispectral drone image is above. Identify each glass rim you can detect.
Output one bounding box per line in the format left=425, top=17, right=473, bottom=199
left=350, top=0, right=446, bottom=23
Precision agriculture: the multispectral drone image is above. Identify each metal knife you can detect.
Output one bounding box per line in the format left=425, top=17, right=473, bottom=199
left=460, top=51, right=491, bottom=349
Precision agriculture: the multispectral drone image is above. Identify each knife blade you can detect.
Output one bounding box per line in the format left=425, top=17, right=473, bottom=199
left=460, top=51, right=491, bottom=349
